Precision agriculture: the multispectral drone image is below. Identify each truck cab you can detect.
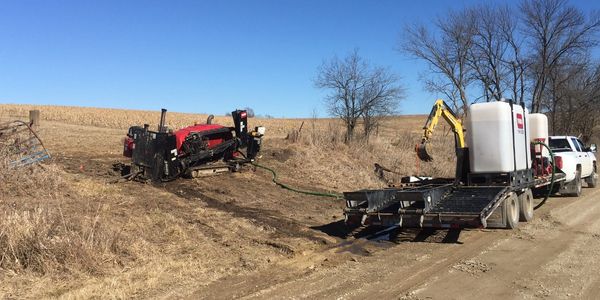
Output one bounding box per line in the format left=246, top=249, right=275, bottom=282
left=548, top=136, right=597, bottom=195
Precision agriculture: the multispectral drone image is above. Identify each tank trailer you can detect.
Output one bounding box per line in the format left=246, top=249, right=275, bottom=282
left=344, top=99, right=567, bottom=229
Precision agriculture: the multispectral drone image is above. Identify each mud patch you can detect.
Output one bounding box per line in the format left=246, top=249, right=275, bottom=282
left=164, top=181, right=327, bottom=243
left=54, top=153, right=120, bottom=178
left=268, top=148, right=295, bottom=162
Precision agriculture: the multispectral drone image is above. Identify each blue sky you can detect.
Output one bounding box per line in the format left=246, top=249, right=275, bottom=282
left=0, top=0, right=597, bottom=117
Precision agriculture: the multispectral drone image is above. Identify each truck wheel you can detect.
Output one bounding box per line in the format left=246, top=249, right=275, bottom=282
left=586, top=168, right=597, bottom=188
left=505, top=193, right=520, bottom=229
left=518, top=189, right=534, bottom=222
left=565, top=171, right=583, bottom=197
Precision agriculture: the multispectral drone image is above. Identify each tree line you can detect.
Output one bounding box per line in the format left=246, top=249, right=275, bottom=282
left=316, top=0, right=600, bottom=143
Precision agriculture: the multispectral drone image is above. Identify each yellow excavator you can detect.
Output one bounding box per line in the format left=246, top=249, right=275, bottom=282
left=416, top=99, right=469, bottom=183
left=416, top=99, right=465, bottom=161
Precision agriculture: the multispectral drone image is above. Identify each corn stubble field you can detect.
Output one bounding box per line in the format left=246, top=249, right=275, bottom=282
left=0, top=104, right=455, bottom=298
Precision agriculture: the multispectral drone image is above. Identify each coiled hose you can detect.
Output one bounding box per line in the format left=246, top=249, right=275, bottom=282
left=251, top=162, right=342, bottom=199
left=533, top=141, right=556, bottom=210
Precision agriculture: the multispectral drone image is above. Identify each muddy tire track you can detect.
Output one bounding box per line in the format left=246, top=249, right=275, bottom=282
left=163, top=181, right=329, bottom=243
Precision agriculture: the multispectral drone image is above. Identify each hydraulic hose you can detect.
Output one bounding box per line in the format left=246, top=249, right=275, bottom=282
left=251, top=162, right=343, bottom=199
left=533, top=141, right=555, bottom=210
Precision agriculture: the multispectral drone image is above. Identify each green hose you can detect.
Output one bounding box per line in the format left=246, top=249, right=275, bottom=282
left=251, top=162, right=343, bottom=199
left=533, top=141, right=555, bottom=210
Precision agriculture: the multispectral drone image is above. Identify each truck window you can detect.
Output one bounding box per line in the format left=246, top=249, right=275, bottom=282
left=570, top=137, right=582, bottom=152
left=576, top=139, right=587, bottom=152
left=549, top=138, right=572, bottom=152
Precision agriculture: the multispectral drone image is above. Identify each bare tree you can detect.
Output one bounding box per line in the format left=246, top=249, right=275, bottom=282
left=546, top=58, right=600, bottom=140
left=399, top=0, right=600, bottom=141
left=404, top=5, right=529, bottom=108
left=500, top=14, right=528, bottom=105
left=521, top=0, right=600, bottom=112
left=467, top=5, right=528, bottom=103
left=244, top=107, right=255, bottom=118
left=402, top=9, right=476, bottom=113
left=361, top=67, right=405, bottom=138
left=315, top=50, right=404, bottom=141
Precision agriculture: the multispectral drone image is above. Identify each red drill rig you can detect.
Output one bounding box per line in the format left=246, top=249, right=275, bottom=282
left=122, top=109, right=265, bottom=182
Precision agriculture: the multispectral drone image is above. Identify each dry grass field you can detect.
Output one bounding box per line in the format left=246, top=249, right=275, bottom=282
left=0, top=104, right=457, bottom=298
left=2, top=104, right=600, bottom=299
left=0, top=104, right=457, bottom=184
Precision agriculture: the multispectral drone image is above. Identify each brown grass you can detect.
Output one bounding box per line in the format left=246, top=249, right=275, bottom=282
left=0, top=103, right=456, bottom=190
left=1, top=104, right=318, bottom=138
left=278, top=117, right=456, bottom=190
left=0, top=103, right=457, bottom=297
left=0, top=160, right=125, bottom=277
left=1, top=104, right=457, bottom=187
left=0, top=104, right=427, bottom=139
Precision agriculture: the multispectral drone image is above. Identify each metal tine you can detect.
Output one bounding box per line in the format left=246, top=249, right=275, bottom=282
left=9, top=151, right=49, bottom=167
left=1, top=119, right=51, bottom=168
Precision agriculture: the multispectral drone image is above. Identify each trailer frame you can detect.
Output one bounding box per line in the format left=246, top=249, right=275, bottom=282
left=344, top=171, right=566, bottom=229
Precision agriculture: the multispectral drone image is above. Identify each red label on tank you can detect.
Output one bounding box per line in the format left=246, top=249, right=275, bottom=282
left=516, top=113, right=524, bottom=129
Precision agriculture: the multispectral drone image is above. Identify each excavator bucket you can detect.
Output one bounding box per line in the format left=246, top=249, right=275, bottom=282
left=416, top=142, right=434, bottom=162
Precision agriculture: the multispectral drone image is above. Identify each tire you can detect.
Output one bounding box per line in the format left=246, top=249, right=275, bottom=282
left=574, top=170, right=582, bottom=196
left=565, top=170, right=582, bottom=197
left=505, top=193, right=520, bottom=229
left=585, top=167, right=597, bottom=188
left=518, top=189, right=534, bottom=222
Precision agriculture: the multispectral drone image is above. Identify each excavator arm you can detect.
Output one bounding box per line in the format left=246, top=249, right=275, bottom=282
left=416, top=99, right=465, bottom=161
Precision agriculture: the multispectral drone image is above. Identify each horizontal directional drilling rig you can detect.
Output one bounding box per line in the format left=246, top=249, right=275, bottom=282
left=122, top=109, right=265, bottom=182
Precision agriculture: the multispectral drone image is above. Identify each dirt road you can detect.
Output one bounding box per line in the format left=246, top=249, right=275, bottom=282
left=193, top=187, right=600, bottom=300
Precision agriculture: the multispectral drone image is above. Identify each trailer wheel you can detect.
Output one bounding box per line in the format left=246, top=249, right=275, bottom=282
left=518, top=189, right=534, bottom=222
left=505, top=193, right=520, bottom=229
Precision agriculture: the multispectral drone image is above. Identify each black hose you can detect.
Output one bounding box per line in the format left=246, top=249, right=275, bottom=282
left=251, top=162, right=342, bottom=199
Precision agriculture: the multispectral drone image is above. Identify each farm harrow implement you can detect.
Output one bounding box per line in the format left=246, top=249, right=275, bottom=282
left=0, top=120, right=51, bottom=168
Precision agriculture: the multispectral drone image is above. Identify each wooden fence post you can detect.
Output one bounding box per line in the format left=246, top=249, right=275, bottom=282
left=29, top=110, right=40, bottom=129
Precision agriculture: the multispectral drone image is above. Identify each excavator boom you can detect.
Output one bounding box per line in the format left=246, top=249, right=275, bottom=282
left=416, top=99, right=465, bottom=161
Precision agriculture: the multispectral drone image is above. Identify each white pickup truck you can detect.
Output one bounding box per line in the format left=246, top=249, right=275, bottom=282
left=548, top=136, right=597, bottom=196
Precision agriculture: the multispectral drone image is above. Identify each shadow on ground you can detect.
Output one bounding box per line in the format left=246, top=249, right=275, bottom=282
left=311, top=220, right=464, bottom=244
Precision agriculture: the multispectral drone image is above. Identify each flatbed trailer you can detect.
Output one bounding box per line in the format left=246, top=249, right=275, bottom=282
left=344, top=171, right=566, bottom=229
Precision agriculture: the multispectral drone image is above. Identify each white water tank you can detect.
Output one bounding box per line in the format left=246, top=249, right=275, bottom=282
left=466, top=101, right=531, bottom=173
left=528, top=113, right=549, bottom=157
